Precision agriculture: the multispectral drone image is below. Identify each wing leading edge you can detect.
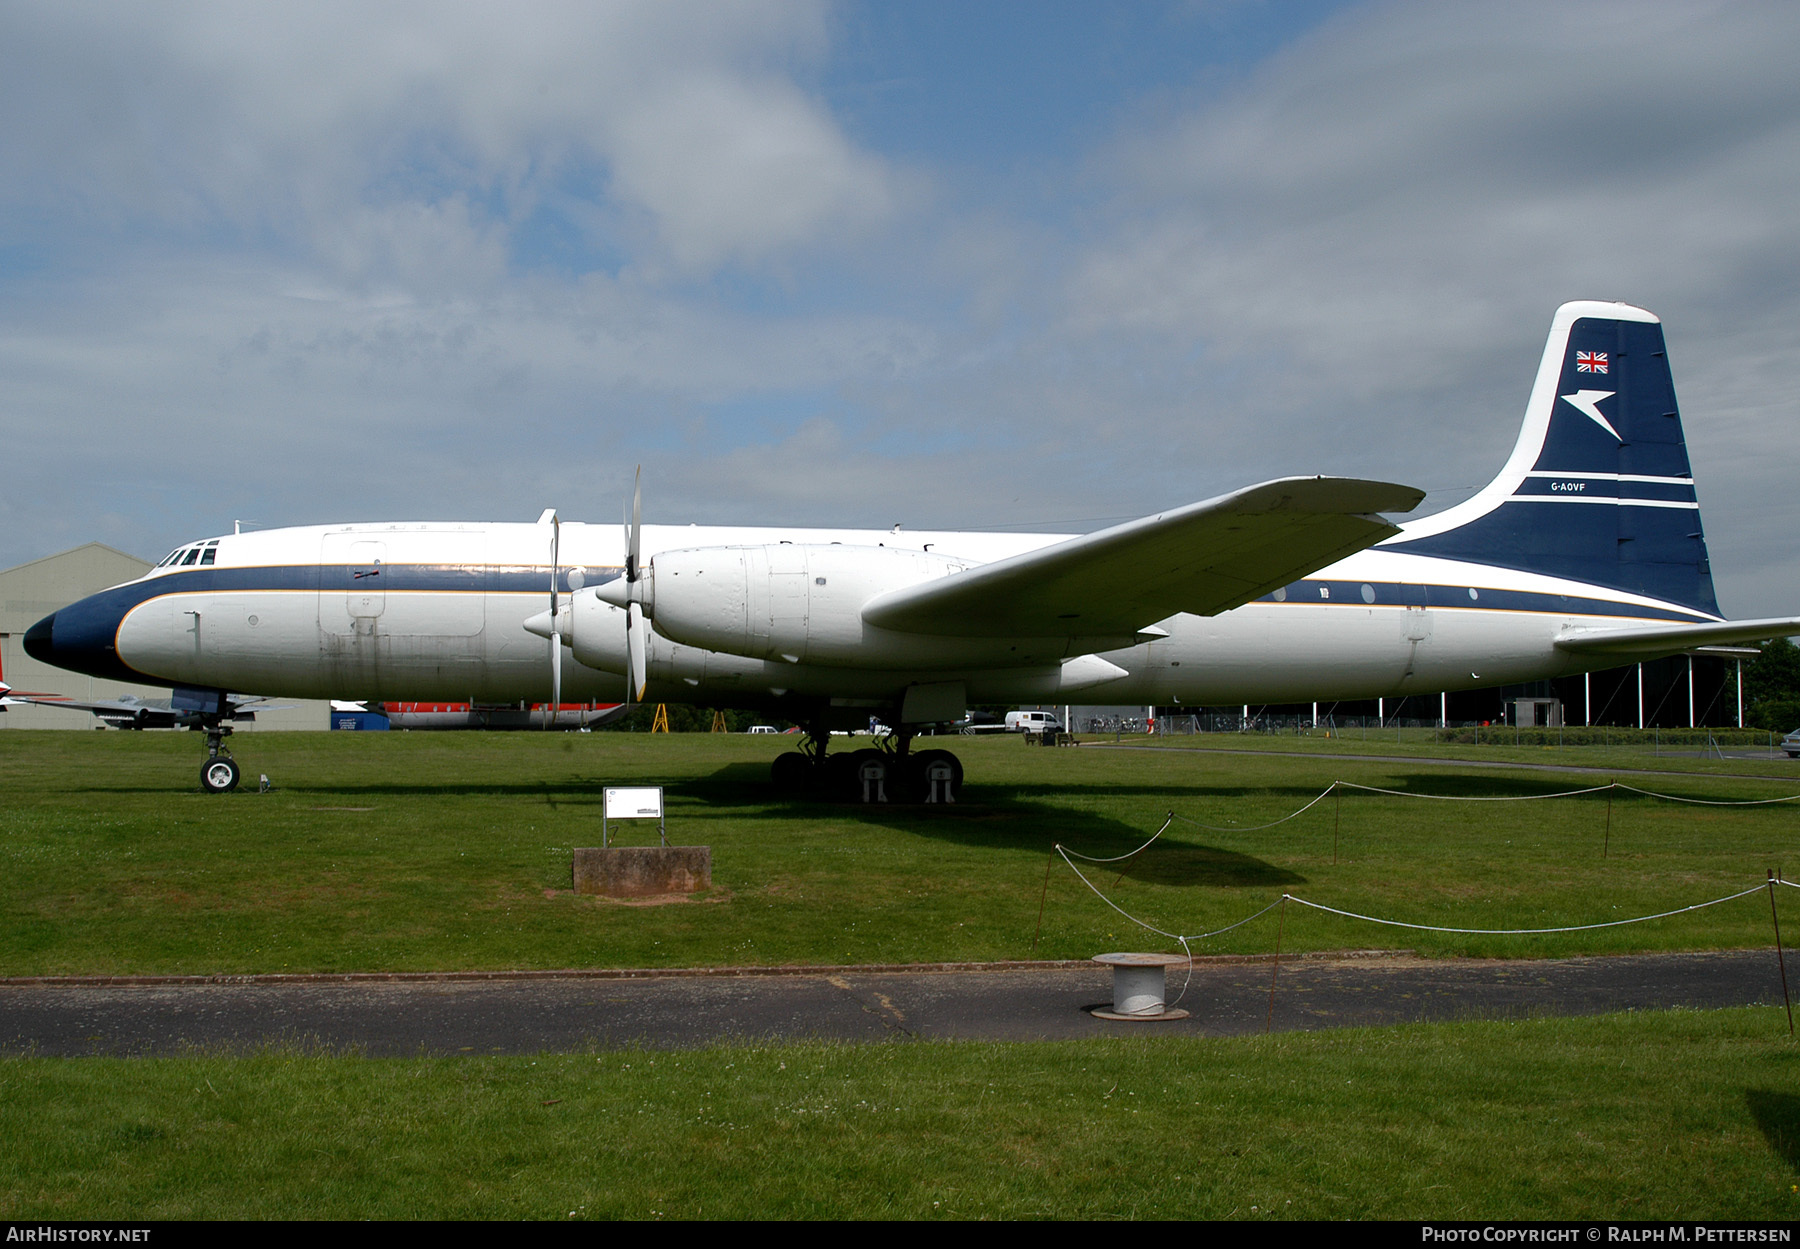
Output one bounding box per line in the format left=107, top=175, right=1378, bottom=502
left=860, top=476, right=1425, bottom=639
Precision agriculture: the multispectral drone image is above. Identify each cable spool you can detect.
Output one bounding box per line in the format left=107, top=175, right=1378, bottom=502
left=1090, top=952, right=1190, bottom=1022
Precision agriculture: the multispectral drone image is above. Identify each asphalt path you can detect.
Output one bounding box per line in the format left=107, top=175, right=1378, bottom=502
left=2, top=950, right=1789, bottom=1056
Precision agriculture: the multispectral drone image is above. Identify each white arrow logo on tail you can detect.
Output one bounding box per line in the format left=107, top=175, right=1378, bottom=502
left=1561, top=389, right=1620, bottom=441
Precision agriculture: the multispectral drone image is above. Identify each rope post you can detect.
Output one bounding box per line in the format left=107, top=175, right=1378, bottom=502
left=1332, top=783, right=1342, bottom=865
left=1266, top=894, right=1289, bottom=1034
left=1032, top=850, right=1056, bottom=954
left=1769, top=870, right=1794, bottom=1038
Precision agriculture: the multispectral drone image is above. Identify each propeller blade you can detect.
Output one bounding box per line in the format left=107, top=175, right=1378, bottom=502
left=543, top=641, right=560, bottom=730
left=627, top=601, right=646, bottom=703
left=545, top=511, right=560, bottom=730
left=628, top=466, right=642, bottom=583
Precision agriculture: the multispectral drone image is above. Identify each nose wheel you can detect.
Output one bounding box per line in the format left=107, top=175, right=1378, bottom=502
left=201, top=755, right=241, bottom=793
left=198, top=721, right=240, bottom=793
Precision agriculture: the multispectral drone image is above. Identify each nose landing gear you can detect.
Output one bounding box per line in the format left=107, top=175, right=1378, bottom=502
left=198, top=722, right=240, bottom=793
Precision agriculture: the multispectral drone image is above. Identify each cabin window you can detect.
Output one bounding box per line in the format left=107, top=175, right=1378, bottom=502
left=181, top=549, right=201, bottom=566
left=200, top=548, right=217, bottom=565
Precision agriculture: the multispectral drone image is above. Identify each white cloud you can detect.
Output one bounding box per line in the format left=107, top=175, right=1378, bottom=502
left=0, top=1, right=901, bottom=280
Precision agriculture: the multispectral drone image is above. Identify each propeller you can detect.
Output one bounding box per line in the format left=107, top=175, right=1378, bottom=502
left=545, top=510, right=562, bottom=729
left=623, top=467, right=647, bottom=703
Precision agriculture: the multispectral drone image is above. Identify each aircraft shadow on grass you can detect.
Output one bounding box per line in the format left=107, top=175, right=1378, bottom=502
left=1352, top=770, right=1775, bottom=808
left=1746, top=1089, right=1800, bottom=1170
left=657, top=761, right=1307, bottom=889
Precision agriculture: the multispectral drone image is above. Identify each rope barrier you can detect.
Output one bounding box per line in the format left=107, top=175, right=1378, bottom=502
left=1058, top=830, right=1775, bottom=943
left=1332, top=780, right=1615, bottom=802
left=1612, top=783, right=1800, bottom=806
left=1164, top=786, right=1341, bottom=834
left=1058, top=814, right=1178, bottom=864
left=1280, top=882, right=1769, bottom=936
left=1051, top=783, right=1797, bottom=1016
left=1116, top=778, right=1800, bottom=853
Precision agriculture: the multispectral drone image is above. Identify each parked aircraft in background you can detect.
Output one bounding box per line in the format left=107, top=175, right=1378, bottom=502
left=27, top=302, right=1800, bottom=798
left=339, top=700, right=626, bottom=730
left=0, top=654, right=63, bottom=709
left=5, top=689, right=288, bottom=731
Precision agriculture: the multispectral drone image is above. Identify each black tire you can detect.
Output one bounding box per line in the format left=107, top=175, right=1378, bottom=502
left=200, top=756, right=240, bottom=794
left=771, top=751, right=813, bottom=793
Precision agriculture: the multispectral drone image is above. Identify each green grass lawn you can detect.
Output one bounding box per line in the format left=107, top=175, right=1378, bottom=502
left=4, top=729, right=1800, bottom=974
left=4, top=1009, right=1797, bottom=1219
left=6, top=730, right=1800, bottom=1220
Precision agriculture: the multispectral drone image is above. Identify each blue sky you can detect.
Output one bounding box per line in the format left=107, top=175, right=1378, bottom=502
left=3, top=0, right=1799, bottom=617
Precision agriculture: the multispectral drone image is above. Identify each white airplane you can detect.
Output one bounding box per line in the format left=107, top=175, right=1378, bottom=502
left=27, top=301, right=1800, bottom=796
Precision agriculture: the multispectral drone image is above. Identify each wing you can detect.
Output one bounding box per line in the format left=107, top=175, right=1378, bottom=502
left=3, top=694, right=172, bottom=727
left=861, top=476, right=1424, bottom=639
left=1555, top=617, right=1800, bottom=656
left=9, top=695, right=143, bottom=714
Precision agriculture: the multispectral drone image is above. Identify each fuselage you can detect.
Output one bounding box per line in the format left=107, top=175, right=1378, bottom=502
left=25, top=515, right=1720, bottom=717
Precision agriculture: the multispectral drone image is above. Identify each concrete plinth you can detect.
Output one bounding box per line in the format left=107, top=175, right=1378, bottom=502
left=574, top=846, right=712, bottom=898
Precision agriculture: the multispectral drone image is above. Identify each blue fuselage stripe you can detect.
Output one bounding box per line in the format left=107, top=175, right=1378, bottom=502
left=1257, top=578, right=1708, bottom=623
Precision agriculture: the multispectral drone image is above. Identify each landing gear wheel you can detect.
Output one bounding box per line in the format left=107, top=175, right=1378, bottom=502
left=771, top=751, right=813, bottom=794
left=913, top=749, right=962, bottom=802
left=823, top=751, right=859, bottom=800
left=201, top=756, right=241, bottom=794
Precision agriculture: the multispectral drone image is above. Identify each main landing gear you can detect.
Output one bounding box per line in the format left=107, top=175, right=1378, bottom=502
left=770, top=720, right=963, bottom=804
left=198, top=721, right=241, bottom=794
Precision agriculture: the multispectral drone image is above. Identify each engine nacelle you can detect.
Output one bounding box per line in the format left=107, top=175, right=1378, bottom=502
left=638, top=543, right=973, bottom=665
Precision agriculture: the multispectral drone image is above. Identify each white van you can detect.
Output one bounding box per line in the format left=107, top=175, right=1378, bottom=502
left=1004, top=710, right=1064, bottom=733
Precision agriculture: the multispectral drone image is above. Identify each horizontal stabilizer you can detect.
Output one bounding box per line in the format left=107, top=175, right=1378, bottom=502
left=862, top=477, right=1424, bottom=639
left=1555, top=617, right=1800, bottom=657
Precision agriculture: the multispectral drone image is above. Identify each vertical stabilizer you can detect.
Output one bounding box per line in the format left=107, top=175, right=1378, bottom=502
left=1387, top=301, right=1718, bottom=616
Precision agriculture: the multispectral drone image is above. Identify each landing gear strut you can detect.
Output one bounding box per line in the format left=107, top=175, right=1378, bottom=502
left=198, top=721, right=240, bottom=793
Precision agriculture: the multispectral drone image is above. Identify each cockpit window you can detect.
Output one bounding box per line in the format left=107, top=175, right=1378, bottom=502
left=161, top=539, right=222, bottom=569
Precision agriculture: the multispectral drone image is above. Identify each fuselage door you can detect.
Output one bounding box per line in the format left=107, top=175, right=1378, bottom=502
left=766, top=544, right=809, bottom=660
left=1399, top=582, right=1433, bottom=678
left=322, top=536, right=387, bottom=635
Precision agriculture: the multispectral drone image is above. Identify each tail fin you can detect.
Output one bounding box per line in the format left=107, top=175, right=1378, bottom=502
left=1387, top=300, right=1719, bottom=616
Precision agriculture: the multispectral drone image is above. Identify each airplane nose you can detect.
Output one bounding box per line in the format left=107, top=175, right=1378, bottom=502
left=23, top=593, right=141, bottom=683
left=23, top=611, right=56, bottom=665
